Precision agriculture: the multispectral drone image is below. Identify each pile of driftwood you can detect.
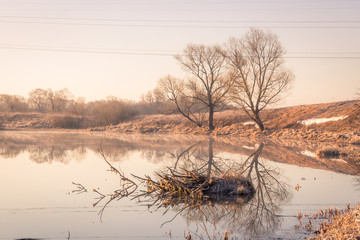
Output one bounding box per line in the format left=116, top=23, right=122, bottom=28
left=95, top=147, right=256, bottom=218
left=137, top=168, right=255, bottom=206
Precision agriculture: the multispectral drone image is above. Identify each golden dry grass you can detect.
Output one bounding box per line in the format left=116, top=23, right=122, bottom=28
left=307, top=204, right=360, bottom=240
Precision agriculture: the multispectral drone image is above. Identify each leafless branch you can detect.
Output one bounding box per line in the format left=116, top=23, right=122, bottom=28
left=72, top=182, right=87, bottom=194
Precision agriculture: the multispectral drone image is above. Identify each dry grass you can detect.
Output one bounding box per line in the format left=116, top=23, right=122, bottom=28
left=143, top=169, right=209, bottom=206
left=304, top=204, right=360, bottom=240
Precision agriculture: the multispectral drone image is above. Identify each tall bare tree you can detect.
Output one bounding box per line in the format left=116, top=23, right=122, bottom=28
left=171, top=44, right=233, bottom=130
left=226, top=28, right=293, bottom=131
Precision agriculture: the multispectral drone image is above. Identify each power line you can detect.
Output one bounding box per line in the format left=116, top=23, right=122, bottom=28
left=1, top=20, right=359, bottom=29
left=0, top=43, right=180, bottom=53
left=1, top=45, right=360, bottom=59
left=0, top=46, right=175, bottom=56
left=0, top=15, right=359, bottom=23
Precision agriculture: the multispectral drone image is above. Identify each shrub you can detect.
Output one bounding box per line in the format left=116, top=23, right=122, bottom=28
left=52, top=115, right=85, bottom=129
left=90, top=97, right=138, bottom=126
left=316, top=148, right=347, bottom=158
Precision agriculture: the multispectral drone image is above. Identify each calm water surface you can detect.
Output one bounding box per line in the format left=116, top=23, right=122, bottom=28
left=0, top=131, right=359, bottom=239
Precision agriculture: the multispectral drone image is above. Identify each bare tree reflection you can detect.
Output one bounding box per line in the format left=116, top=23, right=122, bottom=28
left=1, top=132, right=359, bottom=176
left=171, top=138, right=234, bottom=178
left=158, top=140, right=290, bottom=238
left=28, top=146, right=70, bottom=163
left=0, top=145, right=23, bottom=158
left=83, top=138, right=290, bottom=239
left=237, top=143, right=290, bottom=237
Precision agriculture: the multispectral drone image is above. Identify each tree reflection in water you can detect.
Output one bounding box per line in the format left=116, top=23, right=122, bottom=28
left=159, top=139, right=291, bottom=238
left=85, top=138, right=290, bottom=239
left=0, top=132, right=290, bottom=238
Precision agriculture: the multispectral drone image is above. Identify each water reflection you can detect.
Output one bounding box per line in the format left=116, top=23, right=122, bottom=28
left=87, top=137, right=291, bottom=238
left=161, top=139, right=290, bottom=238
left=1, top=131, right=358, bottom=176
left=0, top=131, right=359, bottom=239
left=171, top=138, right=229, bottom=177
left=238, top=143, right=290, bottom=237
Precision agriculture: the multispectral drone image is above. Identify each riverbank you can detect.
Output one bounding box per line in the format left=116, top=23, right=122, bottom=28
left=95, top=100, right=360, bottom=145
left=1, top=100, right=360, bottom=145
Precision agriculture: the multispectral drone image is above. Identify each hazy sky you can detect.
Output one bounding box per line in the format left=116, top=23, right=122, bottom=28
left=1, top=0, right=359, bottom=106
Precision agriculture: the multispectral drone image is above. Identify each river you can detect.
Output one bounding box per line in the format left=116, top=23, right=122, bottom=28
left=0, top=131, right=359, bottom=239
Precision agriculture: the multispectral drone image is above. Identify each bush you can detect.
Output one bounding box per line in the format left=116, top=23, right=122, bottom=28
left=316, top=148, right=347, bottom=158
left=52, top=115, right=85, bottom=129
left=90, top=98, right=138, bottom=126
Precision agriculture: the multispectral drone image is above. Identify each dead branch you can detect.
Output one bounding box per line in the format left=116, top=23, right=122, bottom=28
left=98, top=144, right=138, bottom=196
left=72, top=182, right=87, bottom=194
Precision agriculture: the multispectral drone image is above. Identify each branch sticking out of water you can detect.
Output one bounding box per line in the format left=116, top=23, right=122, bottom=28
left=95, top=144, right=139, bottom=220
left=98, top=144, right=138, bottom=196
left=72, top=182, right=87, bottom=194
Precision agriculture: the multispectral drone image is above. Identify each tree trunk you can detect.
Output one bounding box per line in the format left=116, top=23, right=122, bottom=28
left=207, top=138, right=214, bottom=177
left=254, top=111, right=265, bottom=131
left=208, top=106, right=215, bottom=130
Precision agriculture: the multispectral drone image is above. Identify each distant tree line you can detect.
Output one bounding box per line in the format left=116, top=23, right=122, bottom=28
left=0, top=88, right=152, bottom=128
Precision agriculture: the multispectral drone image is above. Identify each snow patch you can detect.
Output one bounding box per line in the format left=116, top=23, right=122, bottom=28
left=242, top=145, right=255, bottom=150
left=298, top=116, right=348, bottom=126
left=243, top=121, right=256, bottom=125
left=330, top=158, right=348, bottom=164
left=301, top=150, right=317, bottom=158
left=242, top=121, right=259, bottom=128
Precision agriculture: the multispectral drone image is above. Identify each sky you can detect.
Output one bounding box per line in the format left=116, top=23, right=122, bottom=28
left=0, top=0, right=359, bottom=107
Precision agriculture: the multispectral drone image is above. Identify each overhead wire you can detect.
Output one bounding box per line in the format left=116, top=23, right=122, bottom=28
left=0, top=19, right=359, bottom=29
left=0, top=15, right=359, bottom=28
left=0, top=44, right=359, bottom=59
left=0, top=15, right=359, bottom=23
left=0, top=16, right=359, bottom=58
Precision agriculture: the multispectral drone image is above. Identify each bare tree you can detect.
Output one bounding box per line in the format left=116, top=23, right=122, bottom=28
left=47, top=88, right=74, bottom=113
left=69, top=97, right=87, bottom=115
left=226, top=28, right=294, bottom=131
left=156, top=75, right=207, bottom=127
left=0, top=94, right=28, bottom=112
left=28, top=88, right=74, bottom=113
left=139, top=89, right=171, bottom=115
left=172, top=44, right=234, bottom=130
left=28, top=88, right=49, bottom=112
